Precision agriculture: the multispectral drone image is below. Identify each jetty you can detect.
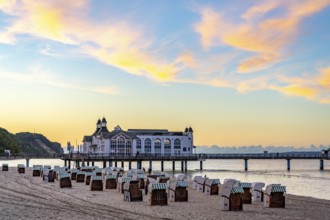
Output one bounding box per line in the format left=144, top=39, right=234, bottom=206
left=60, top=152, right=329, bottom=171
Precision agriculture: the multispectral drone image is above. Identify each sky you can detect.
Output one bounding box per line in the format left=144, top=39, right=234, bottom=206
left=0, top=0, right=330, bottom=148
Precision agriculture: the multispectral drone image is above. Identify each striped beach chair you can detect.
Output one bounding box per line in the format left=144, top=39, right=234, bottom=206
left=168, top=181, right=189, bottom=202
left=59, top=172, right=72, bottom=188
left=90, top=175, right=103, bottom=191
left=205, top=179, right=220, bottom=195
left=220, top=186, right=244, bottom=211
left=148, top=183, right=168, bottom=206
left=264, top=184, right=286, bottom=208
left=239, top=182, right=252, bottom=204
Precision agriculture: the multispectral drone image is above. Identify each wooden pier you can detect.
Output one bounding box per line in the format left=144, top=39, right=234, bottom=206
left=60, top=152, right=329, bottom=171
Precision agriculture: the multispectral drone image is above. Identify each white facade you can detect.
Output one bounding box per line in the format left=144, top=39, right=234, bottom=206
left=82, top=118, right=194, bottom=156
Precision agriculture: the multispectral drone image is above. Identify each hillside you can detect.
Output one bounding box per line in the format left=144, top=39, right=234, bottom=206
left=0, top=127, right=63, bottom=157
left=15, top=132, right=63, bottom=157
left=0, top=128, right=21, bottom=154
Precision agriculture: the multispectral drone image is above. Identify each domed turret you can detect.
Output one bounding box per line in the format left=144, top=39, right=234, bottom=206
left=101, top=117, right=107, bottom=127
left=96, top=119, right=101, bottom=128
left=188, top=127, right=193, bottom=133
left=184, top=127, right=188, bottom=133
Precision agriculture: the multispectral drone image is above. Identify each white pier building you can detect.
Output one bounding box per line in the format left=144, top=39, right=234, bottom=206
left=82, top=118, right=194, bottom=156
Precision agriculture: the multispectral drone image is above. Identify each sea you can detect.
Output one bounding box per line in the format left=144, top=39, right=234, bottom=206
left=2, top=158, right=330, bottom=201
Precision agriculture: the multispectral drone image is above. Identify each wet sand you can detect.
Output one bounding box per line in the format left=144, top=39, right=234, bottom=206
left=0, top=168, right=329, bottom=220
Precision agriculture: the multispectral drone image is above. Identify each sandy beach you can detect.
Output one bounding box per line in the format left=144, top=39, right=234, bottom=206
left=0, top=168, right=330, bottom=220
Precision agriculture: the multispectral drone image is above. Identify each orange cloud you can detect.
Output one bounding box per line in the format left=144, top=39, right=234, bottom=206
left=194, top=0, right=330, bottom=73
left=0, top=0, right=178, bottom=82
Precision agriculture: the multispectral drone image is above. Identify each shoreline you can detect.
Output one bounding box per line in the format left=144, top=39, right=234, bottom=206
left=1, top=167, right=330, bottom=219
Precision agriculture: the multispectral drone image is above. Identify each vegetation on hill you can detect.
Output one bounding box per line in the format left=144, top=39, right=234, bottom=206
left=0, top=128, right=21, bottom=154
left=0, top=128, right=63, bottom=157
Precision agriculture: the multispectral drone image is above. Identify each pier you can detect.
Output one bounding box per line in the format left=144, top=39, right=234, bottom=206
left=60, top=152, right=329, bottom=171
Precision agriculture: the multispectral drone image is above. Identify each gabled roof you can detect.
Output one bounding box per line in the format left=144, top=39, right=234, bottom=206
left=83, top=135, right=92, bottom=142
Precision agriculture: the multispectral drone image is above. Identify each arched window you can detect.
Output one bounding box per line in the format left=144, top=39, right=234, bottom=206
left=126, top=140, right=131, bottom=155
left=164, top=139, right=171, bottom=156
left=118, top=137, right=125, bottom=154
left=136, top=139, right=141, bottom=149
left=154, top=139, right=161, bottom=154
left=145, top=138, right=151, bottom=153
left=174, top=139, right=181, bottom=156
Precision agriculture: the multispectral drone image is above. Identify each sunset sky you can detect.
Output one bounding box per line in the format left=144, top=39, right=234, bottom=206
left=0, top=0, right=330, bottom=148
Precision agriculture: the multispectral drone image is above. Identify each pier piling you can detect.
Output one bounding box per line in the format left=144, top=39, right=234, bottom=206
left=121, top=161, right=124, bottom=168
left=200, top=160, right=203, bottom=170
left=91, top=161, right=94, bottom=166
left=161, top=161, right=164, bottom=171
left=181, top=161, right=184, bottom=171
left=103, top=161, right=106, bottom=168
left=64, top=159, right=67, bottom=167
left=26, top=159, right=30, bottom=168
left=128, top=161, right=132, bottom=170
left=109, top=160, right=112, bottom=167
left=149, top=161, right=152, bottom=172
left=137, top=160, right=141, bottom=169
left=244, top=159, right=248, bottom=171
left=184, top=161, right=188, bottom=171
left=115, top=161, right=117, bottom=167
left=87, top=161, right=89, bottom=166
left=287, top=159, right=291, bottom=171
left=172, top=161, right=175, bottom=171
left=320, top=159, right=324, bottom=170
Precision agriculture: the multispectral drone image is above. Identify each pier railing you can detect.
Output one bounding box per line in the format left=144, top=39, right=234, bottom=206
left=61, top=152, right=329, bottom=161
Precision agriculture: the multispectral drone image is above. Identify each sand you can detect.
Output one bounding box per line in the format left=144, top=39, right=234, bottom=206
left=0, top=168, right=330, bottom=220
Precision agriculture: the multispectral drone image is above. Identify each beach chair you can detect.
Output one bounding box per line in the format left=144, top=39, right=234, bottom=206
left=90, top=175, right=103, bottom=191
left=32, top=167, right=41, bottom=177
left=220, top=186, right=244, bottom=211
left=2, top=163, right=9, bottom=171
left=17, top=164, right=25, bottom=173
left=239, top=182, right=252, bottom=204
left=93, top=168, right=103, bottom=176
left=174, top=173, right=186, bottom=181
left=117, top=177, right=132, bottom=193
left=105, top=174, right=117, bottom=189
left=85, top=172, right=93, bottom=185
left=205, top=179, right=220, bottom=195
left=157, top=176, right=170, bottom=183
left=76, top=172, right=86, bottom=183
left=252, top=182, right=265, bottom=202
left=148, top=183, right=168, bottom=206
left=123, top=180, right=143, bottom=202
left=197, top=177, right=208, bottom=192
left=59, top=172, right=72, bottom=188
left=70, top=169, right=78, bottom=180
left=168, top=181, right=189, bottom=202
left=132, top=174, right=146, bottom=189
left=264, top=184, right=286, bottom=208
left=42, top=168, right=50, bottom=181
left=48, top=169, right=55, bottom=182
left=223, top=179, right=240, bottom=187
left=193, top=176, right=202, bottom=190
left=145, top=177, right=157, bottom=195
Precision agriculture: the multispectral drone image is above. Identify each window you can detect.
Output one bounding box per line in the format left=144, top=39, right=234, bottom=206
left=154, top=139, right=161, bottom=154
left=118, top=137, right=125, bottom=154
left=183, top=147, right=186, bottom=152
left=136, top=139, right=141, bottom=149
left=145, top=138, right=151, bottom=153
left=126, top=140, right=131, bottom=155
left=164, top=139, right=171, bottom=155
left=110, top=140, right=116, bottom=152
left=174, top=139, right=181, bottom=156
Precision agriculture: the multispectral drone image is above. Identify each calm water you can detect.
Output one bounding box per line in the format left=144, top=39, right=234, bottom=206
left=2, top=158, right=330, bottom=200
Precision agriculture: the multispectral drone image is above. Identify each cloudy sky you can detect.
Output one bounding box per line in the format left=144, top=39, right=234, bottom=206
left=0, top=0, right=330, bottom=147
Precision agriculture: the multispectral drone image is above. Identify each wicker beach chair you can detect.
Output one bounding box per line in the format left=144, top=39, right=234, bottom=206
left=197, top=177, right=208, bottom=193
left=105, top=174, right=117, bottom=189
left=70, top=169, right=78, bottom=180
left=252, top=182, right=265, bottom=202
left=264, top=184, right=286, bottom=208
left=48, top=169, right=55, bottom=182
left=59, top=172, right=72, bottom=188
left=148, top=183, right=168, bottom=206
left=193, top=176, right=202, bottom=190
left=90, top=175, right=103, bottom=191
left=2, top=163, right=8, bottom=171
left=32, top=167, right=41, bottom=177
left=76, top=172, right=86, bottom=183
left=168, top=181, right=189, bottom=202
left=117, top=177, right=132, bottom=193
left=239, top=182, right=252, bottom=204
left=132, top=174, right=146, bottom=189
left=205, top=179, right=220, bottom=195
left=220, top=186, right=244, bottom=211
left=85, top=172, right=93, bottom=185
left=17, top=164, right=25, bottom=173
left=123, top=180, right=143, bottom=202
